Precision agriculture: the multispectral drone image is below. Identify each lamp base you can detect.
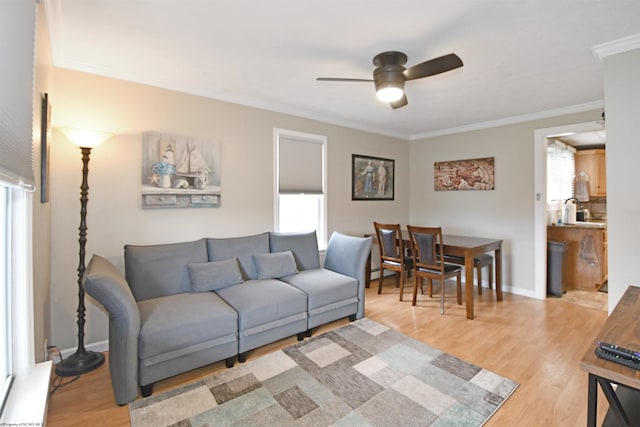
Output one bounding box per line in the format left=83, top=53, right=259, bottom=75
left=55, top=349, right=105, bottom=377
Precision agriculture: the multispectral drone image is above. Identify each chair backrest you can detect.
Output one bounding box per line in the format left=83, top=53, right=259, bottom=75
left=373, top=222, right=405, bottom=263
left=407, top=225, right=444, bottom=273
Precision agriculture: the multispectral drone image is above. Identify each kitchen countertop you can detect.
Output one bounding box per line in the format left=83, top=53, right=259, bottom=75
left=549, top=221, right=606, bottom=229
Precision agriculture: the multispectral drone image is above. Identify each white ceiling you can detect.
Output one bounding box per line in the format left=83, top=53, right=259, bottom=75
left=557, top=129, right=607, bottom=147
left=43, top=0, right=640, bottom=140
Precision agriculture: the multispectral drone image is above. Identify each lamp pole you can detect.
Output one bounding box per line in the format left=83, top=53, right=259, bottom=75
left=55, top=146, right=105, bottom=376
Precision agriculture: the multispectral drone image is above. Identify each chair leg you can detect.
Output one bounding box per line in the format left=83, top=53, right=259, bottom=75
left=456, top=274, right=462, bottom=305
left=412, top=275, right=419, bottom=306
left=440, top=280, right=445, bottom=315
left=489, top=263, right=494, bottom=290
left=477, top=265, right=483, bottom=295
left=378, top=268, right=384, bottom=294
left=428, top=279, right=433, bottom=297
left=399, top=270, right=405, bottom=301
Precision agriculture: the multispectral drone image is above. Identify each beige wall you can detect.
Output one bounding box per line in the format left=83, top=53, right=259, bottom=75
left=32, top=3, right=53, bottom=363
left=603, top=47, right=640, bottom=310
left=409, top=110, right=601, bottom=296
left=48, top=69, right=409, bottom=350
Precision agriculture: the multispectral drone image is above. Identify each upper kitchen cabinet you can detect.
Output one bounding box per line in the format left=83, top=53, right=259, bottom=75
left=575, top=149, right=606, bottom=197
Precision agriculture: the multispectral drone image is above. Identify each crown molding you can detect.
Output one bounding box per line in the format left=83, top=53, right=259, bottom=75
left=592, top=33, right=640, bottom=62
left=409, top=101, right=604, bottom=140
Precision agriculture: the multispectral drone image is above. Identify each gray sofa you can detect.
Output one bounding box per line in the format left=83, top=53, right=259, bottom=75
left=82, top=231, right=372, bottom=405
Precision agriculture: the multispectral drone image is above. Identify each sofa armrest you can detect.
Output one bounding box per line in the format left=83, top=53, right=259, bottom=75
left=83, top=255, right=141, bottom=405
left=323, top=232, right=372, bottom=319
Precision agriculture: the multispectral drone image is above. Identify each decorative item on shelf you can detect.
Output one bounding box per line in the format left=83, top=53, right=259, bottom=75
left=56, top=126, right=112, bottom=377
left=151, top=157, right=176, bottom=188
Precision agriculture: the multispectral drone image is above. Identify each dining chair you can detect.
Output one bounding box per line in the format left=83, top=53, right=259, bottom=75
left=407, top=225, right=462, bottom=314
left=443, top=253, right=494, bottom=295
left=373, top=222, right=413, bottom=301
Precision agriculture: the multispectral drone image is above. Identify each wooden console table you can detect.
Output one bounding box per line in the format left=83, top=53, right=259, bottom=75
left=580, top=285, right=640, bottom=426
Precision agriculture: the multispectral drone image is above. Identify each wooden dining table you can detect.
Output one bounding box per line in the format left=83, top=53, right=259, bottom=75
left=365, top=232, right=503, bottom=320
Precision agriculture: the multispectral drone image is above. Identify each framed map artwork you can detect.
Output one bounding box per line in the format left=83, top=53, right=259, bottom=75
left=434, top=157, right=495, bottom=191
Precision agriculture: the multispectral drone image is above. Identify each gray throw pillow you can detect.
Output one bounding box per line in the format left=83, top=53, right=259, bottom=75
left=253, top=251, right=298, bottom=279
left=187, top=258, right=243, bottom=292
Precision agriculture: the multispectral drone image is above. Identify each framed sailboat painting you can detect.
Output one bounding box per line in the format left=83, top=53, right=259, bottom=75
left=141, top=131, right=221, bottom=209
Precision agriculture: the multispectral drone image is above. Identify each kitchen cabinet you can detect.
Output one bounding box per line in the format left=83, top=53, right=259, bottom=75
left=547, top=225, right=607, bottom=291
left=575, top=149, right=606, bottom=197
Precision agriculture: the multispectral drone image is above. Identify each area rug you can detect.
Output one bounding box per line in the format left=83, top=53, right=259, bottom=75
left=129, top=318, right=518, bottom=426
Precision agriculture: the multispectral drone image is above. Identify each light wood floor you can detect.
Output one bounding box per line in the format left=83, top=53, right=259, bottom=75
left=46, top=279, right=610, bottom=426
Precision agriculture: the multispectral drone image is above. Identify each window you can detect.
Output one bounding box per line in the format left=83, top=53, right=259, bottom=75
left=0, top=187, right=10, bottom=410
left=547, top=140, right=575, bottom=203
left=0, top=0, right=37, bottom=414
left=274, top=129, right=327, bottom=247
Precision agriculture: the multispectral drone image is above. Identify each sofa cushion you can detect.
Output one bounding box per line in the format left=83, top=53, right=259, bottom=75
left=253, top=251, right=298, bottom=279
left=207, top=233, right=270, bottom=280
left=137, top=292, right=238, bottom=364
left=187, top=258, right=243, bottom=292
left=269, top=231, right=320, bottom=271
left=125, top=239, right=208, bottom=301
left=215, top=279, right=307, bottom=334
left=278, top=268, right=358, bottom=315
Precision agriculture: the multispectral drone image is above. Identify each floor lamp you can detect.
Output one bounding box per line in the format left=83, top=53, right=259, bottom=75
left=55, top=127, right=112, bottom=377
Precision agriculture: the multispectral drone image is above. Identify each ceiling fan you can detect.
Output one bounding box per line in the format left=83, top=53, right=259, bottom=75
left=317, top=51, right=463, bottom=109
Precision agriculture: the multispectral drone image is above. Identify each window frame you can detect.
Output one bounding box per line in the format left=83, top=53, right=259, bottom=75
left=273, top=129, right=327, bottom=248
left=547, top=140, right=576, bottom=204
left=0, top=186, right=11, bottom=413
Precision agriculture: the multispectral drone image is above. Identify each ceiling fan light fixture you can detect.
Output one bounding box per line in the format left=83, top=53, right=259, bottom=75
left=376, top=84, right=404, bottom=103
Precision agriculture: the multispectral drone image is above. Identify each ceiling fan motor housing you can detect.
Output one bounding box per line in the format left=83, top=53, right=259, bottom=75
left=373, top=52, right=408, bottom=93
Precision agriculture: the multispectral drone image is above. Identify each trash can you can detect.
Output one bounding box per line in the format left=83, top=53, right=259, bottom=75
left=547, top=240, right=569, bottom=297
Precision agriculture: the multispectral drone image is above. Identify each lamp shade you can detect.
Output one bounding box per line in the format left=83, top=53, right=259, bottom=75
left=59, top=127, right=113, bottom=148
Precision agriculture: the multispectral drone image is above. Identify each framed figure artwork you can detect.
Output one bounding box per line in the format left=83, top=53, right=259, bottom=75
left=352, top=154, right=394, bottom=200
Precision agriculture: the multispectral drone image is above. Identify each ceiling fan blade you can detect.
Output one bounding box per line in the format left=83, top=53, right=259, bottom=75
left=390, top=94, right=408, bottom=109
left=403, top=53, right=463, bottom=81
left=316, top=77, right=373, bottom=82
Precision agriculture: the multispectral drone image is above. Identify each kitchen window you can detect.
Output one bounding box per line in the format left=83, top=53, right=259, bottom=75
left=547, top=140, right=575, bottom=203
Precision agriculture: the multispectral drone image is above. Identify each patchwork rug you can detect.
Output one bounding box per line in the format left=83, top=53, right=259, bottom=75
left=129, top=318, right=518, bottom=426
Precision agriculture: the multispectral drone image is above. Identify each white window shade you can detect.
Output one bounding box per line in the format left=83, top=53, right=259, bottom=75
left=278, top=137, right=323, bottom=194
left=547, top=140, right=575, bottom=203
left=0, top=0, right=36, bottom=190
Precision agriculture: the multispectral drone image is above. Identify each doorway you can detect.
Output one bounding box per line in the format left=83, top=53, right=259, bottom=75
left=533, top=120, right=606, bottom=301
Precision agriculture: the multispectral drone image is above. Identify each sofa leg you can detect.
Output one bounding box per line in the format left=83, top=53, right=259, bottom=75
left=296, top=332, right=305, bottom=341
left=225, top=356, right=235, bottom=368
left=348, top=314, right=357, bottom=322
left=238, top=352, right=248, bottom=363
left=305, top=329, right=312, bottom=337
left=141, top=383, right=153, bottom=398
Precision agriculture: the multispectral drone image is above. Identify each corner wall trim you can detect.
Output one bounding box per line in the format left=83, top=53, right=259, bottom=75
left=592, top=33, right=640, bottom=62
